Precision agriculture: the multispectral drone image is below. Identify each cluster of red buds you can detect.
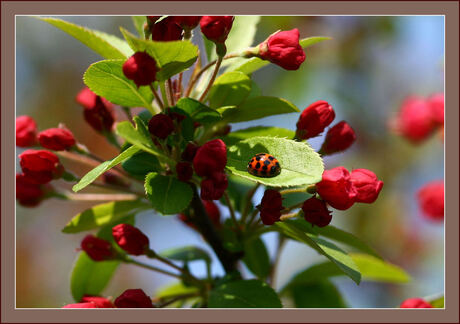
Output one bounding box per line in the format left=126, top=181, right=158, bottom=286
left=62, top=289, right=154, bottom=308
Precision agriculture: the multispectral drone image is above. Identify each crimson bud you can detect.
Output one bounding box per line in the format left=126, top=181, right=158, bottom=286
left=173, top=16, right=202, bottom=30
left=427, top=93, right=444, bottom=126
left=350, top=169, right=384, bottom=204
left=112, top=224, right=150, bottom=256
left=148, top=114, right=174, bottom=139
left=316, top=167, right=357, bottom=210
left=151, top=16, right=183, bottom=41
left=62, top=302, right=98, bottom=308
left=114, top=289, right=154, bottom=308
left=200, top=171, right=228, bottom=200
left=295, top=100, right=335, bottom=139
left=200, top=16, right=234, bottom=43
left=320, top=121, right=356, bottom=155
left=259, top=189, right=284, bottom=225
left=203, top=200, right=221, bottom=227
left=80, top=235, right=115, bottom=261
left=38, top=128, right=76, bottom=151
left=16, top=116, right=38, bottom=147
left=302, top=197, right=332, bottom=227
left=176, top=162, right=193, bottom=182
left=80, top=295, right=114, bottom=308
left=16, top=173, right=49, bottom=207
left=123, top=52, right=158, bottom=87
left=400, top=298, right=433, bottom=308
left=259, top=29, right=306, bottom=70
left=181, top=142, right=200, bottom=161
left=193, top=139, right=227, bottom=177
left=19, top=149, right=63, bottom=184
left=76, top=87, right=115, bottom=132
left=417, top=180, right=444, bottom=221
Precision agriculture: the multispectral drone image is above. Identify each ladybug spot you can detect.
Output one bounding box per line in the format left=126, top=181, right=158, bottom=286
left=262, top=165, right=268, bottom=171
left=264, top=160, right=271, bottom=166
left=268, top=156, right=274, bottom=161
left=275, top=162, right=280, bottom=167
left=255, top=162, right=261, bottom=169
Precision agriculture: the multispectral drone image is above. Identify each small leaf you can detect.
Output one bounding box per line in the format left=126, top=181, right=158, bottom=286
left=234, top=36, right=331, bottom=75
left=156, top=281, right=199, bottom=299
left=242, top=237, right=270, bottom=279
left=275, top=221, right=361, bottom=284
left=226, top=136, right=324, bottom=187
left=159, top=246, right=211, bottom=264
left=120, top=28, right=198, bottom=81
left=131, top=16, right=146, bottom=37
left=219, top=96, right=299, bottom=123
left=83, top=60, right=154, bottom=110
left=208, top=72, right=252, bottom=108
left=427, top=295, right=444, bottom=308
left=175, top=98, right=221, bottom=124
left=72, top=145, right=140, bottom=192
left=37, top=17, right=133, bottom=59
left=221, top=126, right=295, bottom=146
left=115, top=119, right=163, bottom=158
left=208, top=279, right=282, bottom=308
left=290, top=280, right=347, bottom=308
left=122, top=151, right=160, bottom=177
left=62, top=200, right=148, bottom=233
left=144, top=172, right=193, bottom=214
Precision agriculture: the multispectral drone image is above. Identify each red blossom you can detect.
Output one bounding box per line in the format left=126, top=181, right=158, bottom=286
left=176, top=162, right=194, bottom=182
left=19, top=149, right=63, bottom=184
left=302, top=197, right=332, bottom=227
left=296, top=100, right=335, bottom=139
left=38, top=128, right=76, bottom=151
left=148, top=114, right=174, bottom=139
left=427, top=93, right=444, bottom=126
left=80, top=235, right=115, bottom=261
left=80, top=295, right=114, bottom=308
left=16, top=173, right=49, bottom=207
left=200, top=16, right=234, bottom=43
left=320, top=121, right=356, bottom=155
left=259, top=29, right=306, bottom=70
left=112, top=224, right=150, bottom=256
left=123, top=52, right=158, bottom=87
left=173, top=16, right=202, bottom=30
left=316, top=167, right=357, bottom=210
left=417, top=180, right=444, bottom=221
left=76, top=87, right=114, bottom=132
left=151, top=17, right=183, bottom=41
left=62, top=302, right=98, bottom=308
left=350, top=169, right=384, bottom=204
left=400, top=298, right=433, bottom=308
left=16, top=115, right=38, bottom=147
left=193, top=139, right=227, bottom=177
left=114, top=289, right=154, bottom=308
left=200, top=171, right=228, bottom=200
left=181, top=142, right=200, bottom=162
left=258, top=189, right=284, bottom=225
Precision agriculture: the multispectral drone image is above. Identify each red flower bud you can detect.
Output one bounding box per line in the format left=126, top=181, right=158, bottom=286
left=173, top=16, right=202, bottom=30
left=316, top=167, right=357, bottom=210
left=16, top=116, right=38, bottom=147
left=80, top=295, right=114, bottom=308
left=181, top=142, right=200, bottom=161
left=427, top=93, right=444, bottom=125
left=114, top=289, right=154, bottom=308
left=147, top=16, right=160, bottom=24
left=112, top=224, right=150, bottom=256
left=295, top=100, right=335, bottom=139
left=200, top=16, right=234, bottom=43
left=16, top=173, right=49, bottom=207
left=19, top=149, right=63, bottom=184
left=392, top=96, right=435, bottom=143
left=258, top=189, right=284, bottom=225
left=123, top=52, right=158, bottom=87
left=259, top=29, right=306, bottom=70
left=151, top=17, right=183, bottom=41
left=400, top=298, right=433, bottom=308
left=76, top=87, right=115, bottom=132
left=200, top=171, right=228, bottom=200
left=148, top=114, right=174, bottom=139
left=302, top=197, right=332, bottom=227
left=38, top=128, right=76, bottom=151
left=62, top=302, right=98, bottom=308
left=80, top=235, right=115, bottom=261
left=350, top=169, right=384, bottom=204
left=320, top=121, right=356, bottom=155
left=193, top=139, right=227, bottom=177
left=176, top=162, right=193, bottom=182
left=417, top=180, right=444, bottom=221
left=203, top=200, right=221, bottom=227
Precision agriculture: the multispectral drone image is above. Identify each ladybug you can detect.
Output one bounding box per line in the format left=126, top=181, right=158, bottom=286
left=247, top=153, right=281, bottom=178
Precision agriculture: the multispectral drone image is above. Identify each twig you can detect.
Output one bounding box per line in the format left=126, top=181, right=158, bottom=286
left=223, top=191, right=239, bottom=231
left=149, top=84, right=164, bottom=111
left=157, top=293, right=200, bottom=308
left=198, top=55, right=222, bottom=102
left=64, top=193, right=139, bottom=201
left=241, top=183, right=260, bottom=224
left=124, top=258, right=182, bottom=279
left=167, top=78, right=176, bottom=106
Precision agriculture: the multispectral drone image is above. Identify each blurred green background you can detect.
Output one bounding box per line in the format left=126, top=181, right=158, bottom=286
left=16, top=15, right=444, bottom=308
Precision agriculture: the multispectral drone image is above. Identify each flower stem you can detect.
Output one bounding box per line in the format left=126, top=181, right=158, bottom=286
left=160, top=82, right=170, bottom=107
left=124, top=258, right=182, bottom=279
left=198, top=55, right=223, bottom=102
left=64, top=193, right=139, bottom=201
left=167, top=78, right=176, bottom=106
left=280, top=211, right=300, bottom=221
left=149, top=84, right=164, bottom=112
left=223, top=191, right=239, bottom=232
left=241, top=183, right=260, bottom=224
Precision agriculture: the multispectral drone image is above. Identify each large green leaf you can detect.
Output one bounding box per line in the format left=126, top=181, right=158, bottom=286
left=226, top=136, right=323, bottom=187
left=120, top=28, right=198, bottom=81
left=208, top=279, right=282, bottom=308
left=72, top=145, right=140, bottom=192
left=144, top=172, right=193, bottom=215
left=242, top=237, right=270, bottom=279
left=175, top=98, right=221, bottom=124
left=70, top=252, right=120, bottom=302
left=233, top=36, right=331, bottom=75
left=275, top=222, right=361, bottom=284
left=62, top=200, right=148, bottom=233
left=155, top=281, right=199, bottom=299
left=219, top=96, right=299, bottom=123
left=83, top=60, right=154, bottom=111
left=290, top=280, right=347, bottom=308
left=222, top=126, right=295, bottom=146
left=208, top=71, right=252, bottom=108
left=159, top=246, right=211, bottom=264
left=37, top=17, right=133, bottom=59
left=122, top=151, right=160, bottom=177
left=287, top=219, right=381, bottom=259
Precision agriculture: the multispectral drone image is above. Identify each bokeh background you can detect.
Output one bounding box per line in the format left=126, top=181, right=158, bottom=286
left=16, top=15, right=444, bottom=308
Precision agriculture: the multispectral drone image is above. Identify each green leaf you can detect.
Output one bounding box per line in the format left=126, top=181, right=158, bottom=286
left=242, top=237, right=270, bottom=279
left=72, top=145, right=140, bottom=192
left=132, top=16, right=146, bottom=37
left=120, top=28, right=198, bottom=81
left=175, top=98, right=221, bottom=124
left=37, top=17, right=133, bottom=59
left=226, top=136, right=324, bottom=187
left=427, top=295, right=444, bottom=308
left=222, top=126, right=295, bottom=146
left=115, top=119, right=163, bottom=158
left=83, top=60, right=154, bottom=111
left=159, top=246, right=211, bottom=264
left=156, top=281, right=199, bottom=299
left=122, top=151, right=160, bottom=177
left=208, top=71, right=252, bottom=108
left=62, top=200, right=148, bottom=233
left=70, top=252, right=119, bottom=302
left=233, top=36, right=331, bottom=75
left=290, top=280, right=347, bottom=308
left=275, top=221, right=361, bottom=284
left=287, top=219, right=382, bottom=259
left=219, top=96, right=299, bottom=123
left=208, top=279, right=282, bottom=308
left=144, top=172, right=193, bottom=214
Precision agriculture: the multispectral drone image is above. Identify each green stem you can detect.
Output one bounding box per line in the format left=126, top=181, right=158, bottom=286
left=280, top=211, right=300, bottom=221
left=223, top=191, right=239, bottom=231
left=198, top=55, right=223, bottom=102
left=279, top=187, right=308, bottom=196
left=167, top=78, right=176, bottom=105
left=124, top=258, right=182, bottom=279
left=122, top=106, right=134, bottom=123
left=160, top=82, right=170, bottom=107
left=241, top=183, right=260, bottom=224
left=149, top=84, right=164, bottom=112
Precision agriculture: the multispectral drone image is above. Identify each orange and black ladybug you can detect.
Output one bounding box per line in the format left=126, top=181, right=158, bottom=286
left=247, top=153, right=281, bottom=178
